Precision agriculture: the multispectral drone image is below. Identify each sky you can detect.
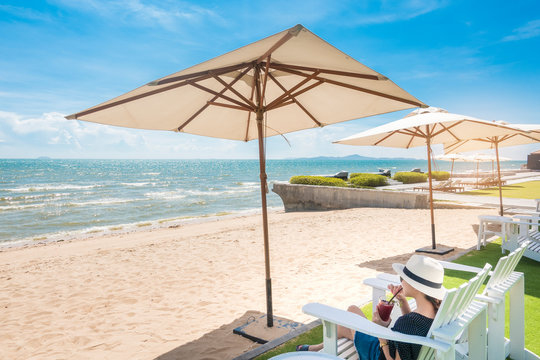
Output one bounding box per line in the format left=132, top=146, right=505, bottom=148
left=1, top=0, right=539, bottom=160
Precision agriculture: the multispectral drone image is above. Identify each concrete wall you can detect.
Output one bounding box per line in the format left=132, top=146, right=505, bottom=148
left=272, top=182, right=429, bottom=211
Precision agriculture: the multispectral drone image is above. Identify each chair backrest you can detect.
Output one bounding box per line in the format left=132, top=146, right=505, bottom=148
left=485, top=241, right=528, bottom=290
left=417, top=263, right=492, bottom=360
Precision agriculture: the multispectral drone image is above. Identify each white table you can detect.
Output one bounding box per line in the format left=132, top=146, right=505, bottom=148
left=477, top=215, right=512, bottom=249
left=270, top=352, right=342, bottom=360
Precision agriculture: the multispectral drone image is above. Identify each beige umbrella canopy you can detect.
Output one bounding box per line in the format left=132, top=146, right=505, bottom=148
left=445, top=123, right=540, bottom=215
left=335, top=107, right=524, bottom=254
left=66, top=24, right=425, bottom=326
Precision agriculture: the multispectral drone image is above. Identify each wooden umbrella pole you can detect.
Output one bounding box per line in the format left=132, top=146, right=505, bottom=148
left=256, top=110, right=273, bottom=327
left=495, top=142, right=504, bottom=216
left=426, top=131, right=436, bottom=249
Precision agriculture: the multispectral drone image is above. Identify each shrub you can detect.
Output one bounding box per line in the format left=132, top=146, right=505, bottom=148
left=431, top=171, right=450, bottom=181
left=349, top=173, right=388, bottom=188
left=393, top=172, right=428, bottom=184
left=289, top=176, right=348, bottom=187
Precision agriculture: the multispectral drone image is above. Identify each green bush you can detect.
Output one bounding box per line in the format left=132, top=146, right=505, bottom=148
left=289, top=176, right=348, bottom=187
left=349, top=173, right=388, bottom=188
left=431, top=171, right=450, bottom=181
left=393, top=171, right=428, bottom=184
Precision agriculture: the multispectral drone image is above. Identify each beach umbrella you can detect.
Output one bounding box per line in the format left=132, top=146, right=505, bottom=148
left=445, top=123, right=540, bottom=215
left=65, top=24, right=426, bottom=326
left=433, top=153, right=471, bottom=178
left=334, top=107, right=525, bottom=254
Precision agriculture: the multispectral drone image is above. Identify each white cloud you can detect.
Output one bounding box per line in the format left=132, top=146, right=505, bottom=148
left=346, top=0, right=449, bottom=26
left=50, top=0, right=221, bottom=31
left=502, top=19, right=540, bottom=42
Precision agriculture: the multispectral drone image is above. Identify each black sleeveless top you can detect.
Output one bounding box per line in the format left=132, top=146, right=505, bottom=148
left=379, top=312, right=434, bottom=360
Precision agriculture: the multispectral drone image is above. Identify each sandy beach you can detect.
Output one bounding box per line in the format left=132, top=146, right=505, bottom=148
left=0, top=207, right=497, bottom=360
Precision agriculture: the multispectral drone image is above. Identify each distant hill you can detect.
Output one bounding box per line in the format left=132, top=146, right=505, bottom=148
left=291, top=154, right=422, bottom=161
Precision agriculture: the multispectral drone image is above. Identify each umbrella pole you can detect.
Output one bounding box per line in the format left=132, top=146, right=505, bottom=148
left=495, top=142, right=504, bottom=216
left=256, top=112, right=273, bottom=327
left=451, top=159, right=454, bottom=178
left=426, top=138, right=436, bottom=249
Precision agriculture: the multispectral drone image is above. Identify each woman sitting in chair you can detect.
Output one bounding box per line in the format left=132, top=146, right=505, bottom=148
left=296, top=255, right=445, bottom=360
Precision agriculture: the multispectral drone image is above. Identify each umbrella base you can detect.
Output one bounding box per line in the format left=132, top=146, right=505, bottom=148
left=233, top=314, right=303, bottom=344
left=415, top=245, right=454, bottom=255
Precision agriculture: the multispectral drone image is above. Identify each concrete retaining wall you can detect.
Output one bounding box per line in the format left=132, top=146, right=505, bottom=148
left=272, top=182, right=429, bottom=211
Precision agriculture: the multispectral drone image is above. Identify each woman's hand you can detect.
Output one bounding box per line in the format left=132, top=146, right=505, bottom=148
left=372, top=309, right=391, bottom=327
left=388, top=284, right=405, bottom=303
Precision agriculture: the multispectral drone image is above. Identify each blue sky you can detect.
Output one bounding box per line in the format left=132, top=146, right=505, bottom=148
left=1, top=0, right=539, bottom=160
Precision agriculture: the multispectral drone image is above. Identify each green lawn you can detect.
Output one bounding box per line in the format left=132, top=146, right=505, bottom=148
left=255, top=240, right=540, bottom=359
left=461, top=180, right=540, bottom=199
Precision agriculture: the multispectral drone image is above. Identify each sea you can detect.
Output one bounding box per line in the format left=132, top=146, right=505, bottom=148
left=0, top=158, right=525, bottom=247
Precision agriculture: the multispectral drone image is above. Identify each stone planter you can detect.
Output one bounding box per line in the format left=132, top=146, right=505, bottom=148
left=272, top=182, right=429, bottom=211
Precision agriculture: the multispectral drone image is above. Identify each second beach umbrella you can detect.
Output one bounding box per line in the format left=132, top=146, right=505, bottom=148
left=334, top=107, right=523, bottom=254
left=445, top=123, right=540, bottom=215
left=66, top=24, right=426, bottom=326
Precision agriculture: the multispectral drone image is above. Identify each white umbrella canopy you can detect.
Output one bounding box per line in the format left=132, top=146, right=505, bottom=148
left=334, top=107, right=525, bottom=254
left=444, top=123, right=540, bottom=215
left=67, top=24, right=424, bottom=140
left=66, top=24, right=426, bottom=327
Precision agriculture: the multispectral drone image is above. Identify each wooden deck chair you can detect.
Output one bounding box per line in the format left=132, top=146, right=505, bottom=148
left=303, top=264, right=491, bottom=360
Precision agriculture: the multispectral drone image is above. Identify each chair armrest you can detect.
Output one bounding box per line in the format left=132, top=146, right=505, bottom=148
left=475, top=294, right=504, bottom=304
left=302, top=303, right=452, bottom=352
left=438, top=261, right=483, bottom=273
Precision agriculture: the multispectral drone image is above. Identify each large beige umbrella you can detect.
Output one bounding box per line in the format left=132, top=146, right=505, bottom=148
left=445, top=123, right=540, bottom=215
left=334, top=107, right=524, bottom=254
left=66, top=24, right=425, bottom=326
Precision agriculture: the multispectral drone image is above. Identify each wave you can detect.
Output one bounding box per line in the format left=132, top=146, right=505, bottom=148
left=144, top=191, right=186, bottom=200
left=65, top=198, right=138, bottom=207
left=0, top=203, right=47, bottom=211
left=2, top=184, right=103, bottom=192
left=120, top=182, right=155, bottom=187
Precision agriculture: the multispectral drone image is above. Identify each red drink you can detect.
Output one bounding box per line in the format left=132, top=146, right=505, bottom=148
left=377, top=300, right=394, bottom=321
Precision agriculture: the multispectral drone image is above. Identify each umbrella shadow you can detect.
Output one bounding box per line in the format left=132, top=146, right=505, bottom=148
left=155, top=310, right=264, bottom=360
left=356, top=245, right=473, bottom=274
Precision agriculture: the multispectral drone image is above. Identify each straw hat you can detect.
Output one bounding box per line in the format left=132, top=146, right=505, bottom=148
left=392, top=255, right=446, bottom=300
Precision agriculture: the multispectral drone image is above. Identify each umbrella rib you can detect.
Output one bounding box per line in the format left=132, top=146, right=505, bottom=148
left=266, top=79, right=324, bottom=111
left=267, top=72, right=322, bottom=126
left=256, top=24, right=303, bottom=64
left=153, top=62, right=252, bottom=86
left=265, top=70, right=321, bottom=110
left=68, top=64, right=252, bottom=120
left=434, top=122, right=461, bottom=142
left=268, top=62, right=383, bottom=81
left=374, top=130, right=400, bottom=146
left=271, top=66, right=424, bottom=107
left=244, top=75, right=257, bottom=141
left=260, top=56, right=271, bottom=105
left=206, top=101, right=251, bottom=111
left=189, top=82, right=253, bottom=111
left=177, top=65, right=254, bottom=131
left=212, top=74, right=256, bottom=109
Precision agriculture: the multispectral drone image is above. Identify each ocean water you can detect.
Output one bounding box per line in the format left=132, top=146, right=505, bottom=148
left=0, top=158, right=524, bottom=246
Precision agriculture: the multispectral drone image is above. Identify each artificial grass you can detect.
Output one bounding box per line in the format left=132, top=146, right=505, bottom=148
left=254, top=240, right=540, bottom=359
left=461, top=180, right=540, bottom=199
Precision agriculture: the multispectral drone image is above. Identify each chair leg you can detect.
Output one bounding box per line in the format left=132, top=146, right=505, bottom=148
left=509, top=276, right=525, bottom=360
left=468, top=306, right=487, bottom=360
left=487, top=301, right=505, bottom=360
left=321, top=320, right=338, bottom=356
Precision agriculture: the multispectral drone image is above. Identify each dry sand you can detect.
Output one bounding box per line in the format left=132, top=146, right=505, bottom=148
left=0, top=207, right=496, bottom=360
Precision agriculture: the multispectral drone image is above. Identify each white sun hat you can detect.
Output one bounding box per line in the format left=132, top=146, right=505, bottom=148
left=392, top=255, right=446, bottom=300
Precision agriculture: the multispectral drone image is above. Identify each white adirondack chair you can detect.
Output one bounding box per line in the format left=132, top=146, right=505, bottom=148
left=364, top=243, right=538, bottom=360
left=303, top=264, right=491, bottom=360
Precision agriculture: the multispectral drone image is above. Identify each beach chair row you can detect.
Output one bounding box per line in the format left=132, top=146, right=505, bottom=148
left=291, top=243, right=538, bottom=360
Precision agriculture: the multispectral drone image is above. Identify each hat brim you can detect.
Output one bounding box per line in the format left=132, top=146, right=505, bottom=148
left=392, top=263, right=446, bottom=300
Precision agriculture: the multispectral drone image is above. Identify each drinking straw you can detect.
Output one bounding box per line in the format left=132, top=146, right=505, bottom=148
left=388, top=287, right=403, bottom=303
